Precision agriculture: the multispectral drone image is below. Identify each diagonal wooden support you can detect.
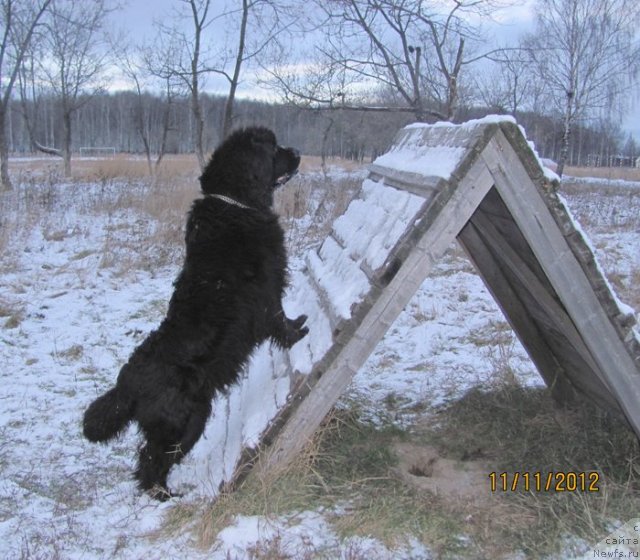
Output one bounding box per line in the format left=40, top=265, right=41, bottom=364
left=482, top=129, right=640, bottom=432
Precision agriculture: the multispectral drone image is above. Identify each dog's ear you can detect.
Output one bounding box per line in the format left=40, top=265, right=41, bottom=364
left=248, top=128, right=277, bottom=150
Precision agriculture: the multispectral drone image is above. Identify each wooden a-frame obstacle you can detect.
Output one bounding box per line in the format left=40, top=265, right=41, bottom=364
left=179, top=116, right=640, bottom=496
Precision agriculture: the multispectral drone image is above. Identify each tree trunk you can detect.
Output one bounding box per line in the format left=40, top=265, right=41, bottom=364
left=154, top=93, right=172, bottom=173
left=141, top=133, right=153, bottom=175
left=408, top=46, right=427, bottom=123
left=62, top=110, right=72, bottom=177
left=320, top=117, right=334, bottom=174
left=0, top=108, right=12, bottom=191
left=556, top=90, right=573, bottom=178
left=222, top=82, right=238, bottom=141
left=191, top=86, right=205, bottom=170
left=446, top=38, right=464, bottom=121
left=221, top=0, right=249, bottom=139
left=446, top=76, right=458, bottom=121
left=135, top=106, right=153, bottom=175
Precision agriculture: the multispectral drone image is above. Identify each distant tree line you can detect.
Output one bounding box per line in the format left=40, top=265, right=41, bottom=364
left=6, top=90, right=638, bottom=167
left=6, top=92, right=407, bottom=162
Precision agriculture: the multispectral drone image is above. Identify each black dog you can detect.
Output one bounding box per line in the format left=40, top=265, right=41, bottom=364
left=83, top=127, right=308, bottom=499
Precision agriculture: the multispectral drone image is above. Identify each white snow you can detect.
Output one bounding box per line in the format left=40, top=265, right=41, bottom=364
left=406, top=114, right=517, bottom=129
left=373, top=145, right=466, bottom=179
left=332, top=179, right=425, bottom=271
left=213, top=510, right=431, bottom=559
left=283, top=270, right=333, bottom=374
left=0, top=145, right=637, bottom=558
left=372, top=118, right=511, bottom=179
left=308, top=234, right=371, bottom=320
left=308, top=178, right=425, bottom=321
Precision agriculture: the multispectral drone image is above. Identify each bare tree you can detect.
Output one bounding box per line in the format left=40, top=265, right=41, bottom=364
left=219, top=0, right=249, bottom=140
left=154, top=0, right=224, bottom=169
left=265, top=0, right=502, bottom=122
left=31, top=0, right=111, bottom=176
left=181, top=0, right=210, bottom=170
left=142, top=43, right=184, bottom=174
left=117, top=48, right=155, bottom=174
left=17, top=40, right=42, bottom=152
left=0, top=0, right=51, bottom=190
left=402, top=0, right=500, bottom=120
left=475, top=48, right=535, bottom=116
left=218, top=0, right=287, bottom=139
left=525, top=0, right=640, bottom=176
left=113, top=37, right=183, bottom=175
left=155, top=0, right=288, bottom=170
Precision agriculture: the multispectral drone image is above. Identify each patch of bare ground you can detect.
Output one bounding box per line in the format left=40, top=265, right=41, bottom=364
left=392, top=442, right=488, bottom=503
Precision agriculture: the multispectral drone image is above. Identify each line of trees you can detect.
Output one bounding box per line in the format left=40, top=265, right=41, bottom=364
left=1, top=0, right=639, bottom=190
left=6, top=90, right=638, bottom=167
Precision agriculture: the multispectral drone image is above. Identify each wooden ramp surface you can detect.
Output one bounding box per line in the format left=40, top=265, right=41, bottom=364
left=174, top=117, right=640, bottom=496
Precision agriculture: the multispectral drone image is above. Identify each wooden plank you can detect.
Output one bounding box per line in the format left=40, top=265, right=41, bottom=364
left=256, top=155, right=497, bottom=476
left=470, top=208, right=607, bottom=387
left=458, top=221, right=577, bottom=401
left=476, top=189, right=557, bottom=294
left=466, top=209, right=621, bottom=412
left=367, top=164, right=444, bottom=198
left=482, top=130, right=640, bottom=434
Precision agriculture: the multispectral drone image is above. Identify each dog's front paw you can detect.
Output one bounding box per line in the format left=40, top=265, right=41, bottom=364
left=285, top=314, right=308, bottom=348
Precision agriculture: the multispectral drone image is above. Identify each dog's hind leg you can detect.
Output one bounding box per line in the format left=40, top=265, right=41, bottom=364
left=135, top=400, right=211, bottom=500
left=174, top=400, right=212, bottom=459
left=135, top=438, right=175, bottom=499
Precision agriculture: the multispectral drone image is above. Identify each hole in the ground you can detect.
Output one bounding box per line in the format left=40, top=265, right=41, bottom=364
left=408, top=463, right=432, bottom=477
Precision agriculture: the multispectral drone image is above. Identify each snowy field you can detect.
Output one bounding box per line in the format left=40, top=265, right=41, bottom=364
left=0, top=165, right=638, bottom=559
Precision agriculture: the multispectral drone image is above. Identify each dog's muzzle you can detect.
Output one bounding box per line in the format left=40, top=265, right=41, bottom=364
left=274, top=147, right=301, bottom=187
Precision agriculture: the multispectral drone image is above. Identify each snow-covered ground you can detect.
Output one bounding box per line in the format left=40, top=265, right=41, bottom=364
left=0, top=169, right=638, bottom=559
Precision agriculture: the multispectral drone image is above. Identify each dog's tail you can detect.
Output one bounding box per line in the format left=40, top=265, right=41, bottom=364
left=83, top=387, right=135, bottom=443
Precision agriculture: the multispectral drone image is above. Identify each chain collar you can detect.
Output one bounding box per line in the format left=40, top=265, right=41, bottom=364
left=205, top=193, right=253, bottom=210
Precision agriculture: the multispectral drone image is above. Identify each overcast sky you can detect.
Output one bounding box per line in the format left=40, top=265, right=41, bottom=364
left=112, top=0, right=639, bottom=140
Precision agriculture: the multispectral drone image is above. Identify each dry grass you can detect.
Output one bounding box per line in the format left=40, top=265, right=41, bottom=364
left=564, top=165, right=640, bottom=182
left=8, top=153, right=199, bottom=182
left=1, top=153, right=362, bottom=284
left=8, top=152, right=362, bottom=181
left=8, top=155, right=638, bottom=182
left=2, top=156, right=204, bottom=280
left=185, top=395, right=576, bottom=558
left=275, top=172, right=362, bottom=254
left=421, top=385, right=640, bottom=557
left=298, top=155, right=369, bottom=173
left=180, top=408, right=470, bottom=556
left=169, top=258, right=639, bottom=558
left=71, top=154, right=200, bottom=182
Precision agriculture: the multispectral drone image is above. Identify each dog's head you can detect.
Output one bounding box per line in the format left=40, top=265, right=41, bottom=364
left=199, top=127, right=300, bottom=208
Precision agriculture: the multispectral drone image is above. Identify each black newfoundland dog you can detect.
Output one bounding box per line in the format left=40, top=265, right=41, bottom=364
left=83, top=127, right=308, bottom=499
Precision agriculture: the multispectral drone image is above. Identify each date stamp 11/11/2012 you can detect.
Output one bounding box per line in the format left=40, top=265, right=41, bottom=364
left=488, top=471, right=600, bottom=493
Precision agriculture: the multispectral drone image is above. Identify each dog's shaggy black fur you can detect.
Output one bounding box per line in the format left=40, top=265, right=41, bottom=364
left=83, top=127, right=308, bottom=499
